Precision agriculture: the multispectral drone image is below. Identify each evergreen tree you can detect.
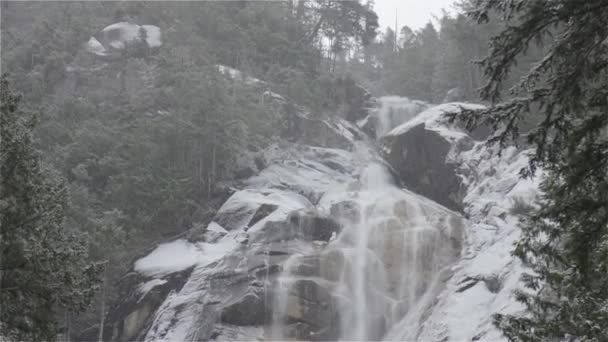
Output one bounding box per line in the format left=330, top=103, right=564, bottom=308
left=452, top=1, right=608, bottom=340
left=0, top=75, right=102, bottom=340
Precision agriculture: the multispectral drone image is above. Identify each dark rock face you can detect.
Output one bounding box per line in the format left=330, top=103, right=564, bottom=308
left=334, top=77, right=375, bottom=123
left=330, top=200, right=361, bottom=223
left=289, top=250, right=345, bottom=282
left=250, top=220, right=297, bottom=243
left=282, top=279, right=340, bottom=341
left=103, top=267, right=194, bottom=342
left=289, top=211, right=342, bottom=242
left=382, top=123, right=464, bottom=211
left=248, top=203, right=278, bottom=228
left=359, top=114, right=378, bottom=139
left=213, top=202, right=254, bottom=232
left=220, top=289, right=270, bottom=326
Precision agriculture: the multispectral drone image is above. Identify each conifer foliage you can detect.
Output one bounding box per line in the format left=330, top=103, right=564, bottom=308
left=454, top=1, right=608, bottom=340
left=0, top=75, right=102, bottom=340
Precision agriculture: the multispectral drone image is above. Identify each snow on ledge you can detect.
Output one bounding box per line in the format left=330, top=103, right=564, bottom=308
left=134, top=239, right=200, bottom=277
left=134, top=237, right=238, bottom=278
left=386, top=102, right=485, bottom=140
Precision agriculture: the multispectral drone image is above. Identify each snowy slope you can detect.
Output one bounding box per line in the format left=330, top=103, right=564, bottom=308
left=385, top=102, right=540, bottom=341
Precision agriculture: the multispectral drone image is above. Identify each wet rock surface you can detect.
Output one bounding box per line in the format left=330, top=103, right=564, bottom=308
left=382, top=123, right=464, bottom=211
left=103, top=97, right=528, bottom=342
left=282, top=280, right=340, bottom=341
left=220, top=289, right=270, bottom=326
left=103, top=267, right=194, bottom=341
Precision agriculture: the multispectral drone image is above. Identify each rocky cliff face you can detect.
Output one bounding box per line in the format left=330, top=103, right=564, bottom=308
left=103, top=71, right=537, bottom=341
left=380, top=103, right=539, bottom=341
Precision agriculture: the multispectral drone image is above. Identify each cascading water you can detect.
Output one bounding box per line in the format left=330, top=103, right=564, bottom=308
left=375, top=96, right=429, bottom=136
left=133, top=94, right=471, bottom=342
left=270, top=143, right=463, bottom=341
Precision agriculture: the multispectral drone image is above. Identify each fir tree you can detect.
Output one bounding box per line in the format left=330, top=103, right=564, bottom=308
left=0, top=75, right=102, bottom=341
left=452, top=1, right=608, bottom=341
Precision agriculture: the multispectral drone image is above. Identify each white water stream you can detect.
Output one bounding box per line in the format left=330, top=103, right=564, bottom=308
left=375, top=96, right=428, bottom=136
left=270, top=144, right=463, bottom=340
left=138, top=96, right=469, bottom=342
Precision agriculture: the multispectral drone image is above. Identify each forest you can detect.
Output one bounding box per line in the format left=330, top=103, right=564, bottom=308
left=1, top=1, right=606, bottom=341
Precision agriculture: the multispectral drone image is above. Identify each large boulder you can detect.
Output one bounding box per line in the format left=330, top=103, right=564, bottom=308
left=382, top=123, right=464, bottom=211
left=282, top=280, right=340, bottom=341
left=220, top=288, right=270, bottom=326
left=87, top=22, right=162, bottom=57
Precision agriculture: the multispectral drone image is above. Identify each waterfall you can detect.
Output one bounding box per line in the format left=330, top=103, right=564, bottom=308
left=375, top=96, right=428, bottom=137
left=270, top=144, right=463, bottom=341
left=132, top=96, right=472, bottom=342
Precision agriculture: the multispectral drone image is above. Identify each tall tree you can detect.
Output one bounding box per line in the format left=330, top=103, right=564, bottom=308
left=0, top=75, right=102, bottom=340
left=453, top=1, right=608, bottom=340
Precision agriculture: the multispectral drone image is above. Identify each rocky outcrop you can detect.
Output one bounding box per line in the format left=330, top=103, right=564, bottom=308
left=382, top=123, right=465, bottom=211
left=282, top=280, right=340, bottom=341
left=289, top=211, right=342, bottom=242
left=87, top=22, right=162, bottom=57
left=102, top=267, right=193, bottom=342
left=220, top=288, right=269, bottom=326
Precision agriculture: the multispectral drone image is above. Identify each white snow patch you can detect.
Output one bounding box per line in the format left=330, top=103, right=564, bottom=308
left=134, top=237, right=238, bottom=278
left=216, top=64, right=263, bottom=85
left=135, top=239, right=200, bottom=277
left=141, top=24, right=162, bottom=47
left=86, top=37, right=107, bottom=56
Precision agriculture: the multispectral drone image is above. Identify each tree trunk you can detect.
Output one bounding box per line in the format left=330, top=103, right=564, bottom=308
left=65, top=310, right=71, bottom=342
left=98, top=268, right=107, bottom=342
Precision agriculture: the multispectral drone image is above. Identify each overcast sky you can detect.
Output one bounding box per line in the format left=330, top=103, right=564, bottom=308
left=374, top=0, right=457, bottom=32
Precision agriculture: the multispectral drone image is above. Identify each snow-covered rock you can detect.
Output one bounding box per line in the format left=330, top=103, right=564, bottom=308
left=381, top=103, right=485, bottom=211
left=381, top=102, right=539, bottom=341
left=416, top=144, right=539, bottom=341
left=103, top=85, right=536, bottom=341
left=86, top=22, right=161, bottom=56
